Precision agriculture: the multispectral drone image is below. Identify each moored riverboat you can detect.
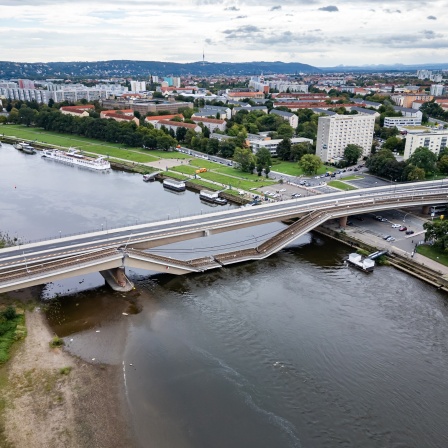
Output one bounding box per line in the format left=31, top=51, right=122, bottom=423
left=42, top=148, right=111, bottom=170
left=163, top=179, right=186, bottom=192
left=199, top=189, right=228, bottom=205
left=347, top=253, right=375, bottom=272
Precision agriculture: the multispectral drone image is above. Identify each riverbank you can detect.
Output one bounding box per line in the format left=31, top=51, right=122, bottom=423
left=316, top=223, right=448, bottom=292
left=0, top=290, right=134, bottom=448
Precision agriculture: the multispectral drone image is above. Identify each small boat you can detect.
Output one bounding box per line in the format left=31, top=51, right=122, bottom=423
left=13, top=142, right=23, bottom=150
left=22, top=143, right=36, bottom=154
left=163, top=179, right=186, bottom=192
left=199, top=190, right=228, bottom=205
left=347, top=253, right=375, bottom=272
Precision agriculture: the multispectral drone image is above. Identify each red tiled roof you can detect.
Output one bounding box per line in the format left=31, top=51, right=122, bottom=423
left=101, top=109, right=134, bottom=116
left=192, top=117, right=225, bottom=124
left=104, top=113, right=137, bottom=121
left=60, top=105, right=94, bottom=113
left=145, top=114, right=184, bottom=121
left=158, top=120, right=198, bottom=129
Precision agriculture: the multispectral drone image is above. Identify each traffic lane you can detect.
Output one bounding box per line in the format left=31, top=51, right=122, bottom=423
left=344, top=176, right=390, bottom=189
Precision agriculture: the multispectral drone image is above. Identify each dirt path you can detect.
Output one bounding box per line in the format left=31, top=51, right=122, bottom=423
left=2, top=308, right=134, bottom=448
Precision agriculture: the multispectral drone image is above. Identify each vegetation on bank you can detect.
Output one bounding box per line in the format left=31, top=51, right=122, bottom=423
left=0, top=306, right=26, bottom=364
left=416, top=244, right=448, bottom=267
left=327, top=180, right=358, bottom=191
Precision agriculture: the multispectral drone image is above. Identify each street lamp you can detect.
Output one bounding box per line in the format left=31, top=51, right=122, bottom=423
left=59, top=230, right=61, bottom=238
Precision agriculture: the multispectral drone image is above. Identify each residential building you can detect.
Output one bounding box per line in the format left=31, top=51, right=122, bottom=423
left=0, top=87, right=52, bottom=104
left=249, top=137, right=313, bottom=156
left=226, top=91, right=265, bottom=100
left=404, top=130, right=448, bottom=160
left=18, top=79, right=35, bottom=89
left=194, top=106, right=231, bottom=120
left=384, top=116, right=422, bottom=128
left=145, top=114, right=184, bottom=124
left=60, top=105, right=94, bottom=117
left=191, top=117, right=226, bottom=132
left=100, top=109, right=139, bottom=125
left=316, top=114, right=375, bottom=163
left=390, top=93, right=433, bottom=108
left=153, top=120, right=201, bottom=133
left=270, top=109, right=299, bottom=128
left=130, top=81, right=146, bottom=92
left=430, top=84, right=445, bottom=96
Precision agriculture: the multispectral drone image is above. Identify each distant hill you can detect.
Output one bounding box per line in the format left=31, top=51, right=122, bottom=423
left=319, top=62, right=448, bottom=73
left=0, top=60, right=320, bottom=79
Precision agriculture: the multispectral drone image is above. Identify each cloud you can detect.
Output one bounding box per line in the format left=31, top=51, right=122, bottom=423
left=427, top=15, right=437, bottom=20
left=224, top=6, right=239, bottom=11
left=318, top=5, right=339, bottom=12
left=384, top=9, right=401, bottom=13
left=270, top=5, right=281, bottom=11
left=223, top=25, right=261, bottom=39
left=234, top=15, right=247, bottom=19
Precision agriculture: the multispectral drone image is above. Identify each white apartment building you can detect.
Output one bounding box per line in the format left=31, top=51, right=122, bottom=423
left=0, top=87, right=52, bottom=104
left=316, top=114, right=375, bottom=163
left=384, top=116, right=422, bottom=128
left=130, top=80, right=146, bottom=92
left=430, top=84, right=445, bottom=96
left=269, top=109, right=299, bottom=128
left=404, top=130, right=448, bottom=160
left=250, top=137, right=313, bottom=156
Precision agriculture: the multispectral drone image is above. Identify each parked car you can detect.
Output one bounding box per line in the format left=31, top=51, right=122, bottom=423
left=380, top=218, right=387, bottom=222
left=291, top=193, right=301, bottom=198
left=405, top=230, right=414, bottom=235
left=375, top=215, right=382, bottom=221
left=399, top=226, right=407, bottom=231
left=391, top=224, right=401, bottom=228
left=386, top=236, right=396, bottom=242
left=354, top=168, right=359, bottom=172
left=383, top=235, right=392, bottom=240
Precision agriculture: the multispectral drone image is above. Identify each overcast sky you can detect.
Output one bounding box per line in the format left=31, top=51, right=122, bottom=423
left=1, top=0, right=447, bottom=67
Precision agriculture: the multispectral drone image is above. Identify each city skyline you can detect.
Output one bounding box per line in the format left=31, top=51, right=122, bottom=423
left=0, top=0, right=447, bottom=67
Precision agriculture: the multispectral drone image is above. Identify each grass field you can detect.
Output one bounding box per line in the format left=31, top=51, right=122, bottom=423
left=416, top=244, right=448, bottom=267
left=1, top=125, right=186, bottom=162
left=327, top=180, right=358, bottom=191
left=270, top=161, right=337, bottom=177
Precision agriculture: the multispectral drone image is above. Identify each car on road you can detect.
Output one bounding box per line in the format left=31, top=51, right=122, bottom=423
left=399, top=226, right=407, bottom=231
left=391, top=223, right=401, bottom=228
left=405, top=230, right=414, bottom=235
left=383, top=235, right=392, bottom=240
left=386, top=236, right=396, bottom=242
left=279, top=188, right=286, bottom=192
left=380, top=218, right=388, bottom=222
left=375, top=215, right=382, bottom=220
left=291, top=193, right=301, bottom=198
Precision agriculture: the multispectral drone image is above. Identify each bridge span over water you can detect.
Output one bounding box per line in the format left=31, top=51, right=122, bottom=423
left=0, top=180, right=446, bottom=293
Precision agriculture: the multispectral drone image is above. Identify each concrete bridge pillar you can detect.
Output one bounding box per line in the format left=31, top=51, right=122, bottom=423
left=339, top=216, right=348, bottom=228
left=100, top=267, right=134, bottom=292
left=422, top=205, right=430, bottom=215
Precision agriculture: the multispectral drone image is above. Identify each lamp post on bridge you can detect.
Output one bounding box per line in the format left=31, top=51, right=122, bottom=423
left=59, top=230, right=61, bottom=238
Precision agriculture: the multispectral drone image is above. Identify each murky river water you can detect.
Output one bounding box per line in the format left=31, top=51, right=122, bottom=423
left=2, top=144, right=448, bottom=447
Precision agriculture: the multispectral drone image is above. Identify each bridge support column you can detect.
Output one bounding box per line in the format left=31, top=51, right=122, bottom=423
left=422, top=205, right=430, bottom=215
left=100, top=267, right=134, bottom=292
left=339, top=216, right=348, bottom=228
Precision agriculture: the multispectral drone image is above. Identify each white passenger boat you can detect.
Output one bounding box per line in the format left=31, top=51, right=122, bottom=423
left=199, top=190, right=228, bottom=205
left=41, top=148, right=111, bottom=170
left=163, top=179, right=186, bottom=192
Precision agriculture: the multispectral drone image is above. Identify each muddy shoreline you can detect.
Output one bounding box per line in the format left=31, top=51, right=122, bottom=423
left=0, top=288, right=136, bottom=448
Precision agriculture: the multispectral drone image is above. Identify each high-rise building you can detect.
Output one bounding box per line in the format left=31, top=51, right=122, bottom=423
left=130, top=80, right=146, bottom=92
left=316, top=114, right=375, bottom=163
left=430, top=84, right=445, bottom=96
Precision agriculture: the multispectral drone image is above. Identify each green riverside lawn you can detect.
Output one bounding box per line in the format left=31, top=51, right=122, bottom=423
left=327, top=180, right=358, bottom=191
left=0, top=125, right=189, bottom=162
left=270, top=161, right=336, bottom=177
left=416, top=244, right=448, bottom=267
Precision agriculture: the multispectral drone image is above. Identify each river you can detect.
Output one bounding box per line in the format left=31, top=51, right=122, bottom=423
left=2, top=144, right=448, bottom=448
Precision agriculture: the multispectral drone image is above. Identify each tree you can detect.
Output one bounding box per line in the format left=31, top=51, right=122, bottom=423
left=276, top=138, right=291, bottom=161
left=423, top=220, right=448, bottom=252
left=437, top=155, right=448, bottom=175
left=299, top=154, right=322, bottom=175
left=404, top=164, right=426, bottom=181
left=233, top=147, right=256, bottom=173
left=255, top=147, right=272, bottom=177
left=407, top=146, right=437, bottom=176
left=343, top=144, right=363, bottom=165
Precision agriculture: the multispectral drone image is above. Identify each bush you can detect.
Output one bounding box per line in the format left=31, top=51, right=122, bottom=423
left=1, top=306, right=16, bottom=321
left=49, top=336, right=64, bottom=348
left=59, top=366, right=72, bottom=375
